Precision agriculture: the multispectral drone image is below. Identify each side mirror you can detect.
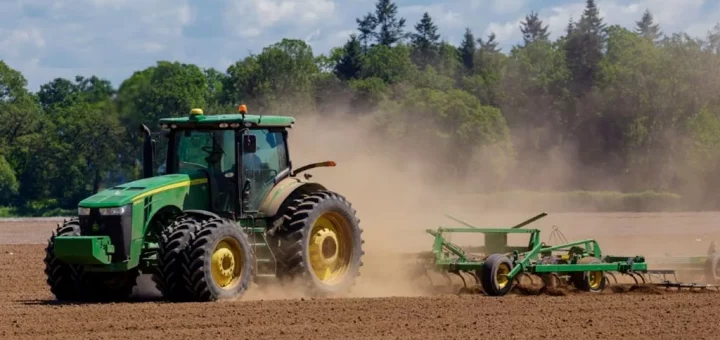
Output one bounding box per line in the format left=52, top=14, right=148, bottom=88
left=243, top=134, right=257, bottom=153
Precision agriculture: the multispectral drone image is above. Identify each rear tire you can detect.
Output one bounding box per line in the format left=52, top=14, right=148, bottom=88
left=44, top=218, right=83, bottom=301
left=274, top=190, right=364, bottom=296
left=183, top=218, right=254, bottom=301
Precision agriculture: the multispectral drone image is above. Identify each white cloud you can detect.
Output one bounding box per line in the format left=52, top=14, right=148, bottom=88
left=485, top=20, right=522, bottom=42
left=492, top=0, right=526, bottom=14
left=0, top=27, right=45, bottom=49
left=225, top=0, right=336, bottom=38
left=400, top=4, right=464, bottom=31
left=0, top=0, right=195, bottom=90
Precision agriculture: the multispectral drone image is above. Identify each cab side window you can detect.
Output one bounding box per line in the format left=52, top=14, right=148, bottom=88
left=275, top=132, right=288, bottom=170
left=249, top=129, right=287, bottom=174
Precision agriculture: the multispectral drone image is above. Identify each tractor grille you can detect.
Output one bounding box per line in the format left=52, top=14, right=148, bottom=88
left=79, top=207, right=133, bottom=263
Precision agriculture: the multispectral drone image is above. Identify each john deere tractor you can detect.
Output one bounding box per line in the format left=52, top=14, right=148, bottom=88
left=43, top=106, right=364, bottom=302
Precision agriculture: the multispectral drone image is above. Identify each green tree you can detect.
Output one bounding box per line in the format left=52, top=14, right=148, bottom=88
left=0, top=155, right=18, bottom=204
left=334, top=34, right=364, bottom=81
left=410, top=12, right=441, bottom=69
left=458, top=28, right=476, bottom=72
left=634, top=9, right=663, bottom=43
left=360, top=44, right=417, bottom=84
left=467, top=32, right=507, bottom=107
left=203, top=68, right=229, bottom=110
left=356, top=12, right=378, bottom=51
left=478, top=32, right=500, bottom=53
left=0, top=61, right=45, bottom=207
left=520, top=11, right=550, bottom=45
left=565, top=0, right=607, bottom=97
left=225, top=39, right=319, bottom=115
left=373, top=0, right=407, bottom=46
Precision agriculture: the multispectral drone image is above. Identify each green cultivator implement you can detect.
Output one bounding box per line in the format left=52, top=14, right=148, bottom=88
left=415, top=213, right=720, bottom=296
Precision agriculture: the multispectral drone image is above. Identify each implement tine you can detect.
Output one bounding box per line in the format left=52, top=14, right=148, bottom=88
left=453, top=271, right=468, bottom=289
left=624, top=273, right=639, bottom=285
left=632, top=272, right=647, bottom=284
left=606, top=271, right=619, bottom=284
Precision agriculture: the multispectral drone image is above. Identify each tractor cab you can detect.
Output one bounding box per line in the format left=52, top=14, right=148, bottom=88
left=143, top=105, right=294, bottom=219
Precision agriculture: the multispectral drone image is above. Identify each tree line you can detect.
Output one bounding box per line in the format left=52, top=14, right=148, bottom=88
left=2, top=0, right=720, bottom=215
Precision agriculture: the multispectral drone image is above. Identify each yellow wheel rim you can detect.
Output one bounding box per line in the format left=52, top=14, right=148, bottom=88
left=308, top=211, right=353, bottom=285
left=210, top=237, right=244, bottom=289
left=496, top=263, right=510, bottom=289
left=588, top=271, right=603, bottom=290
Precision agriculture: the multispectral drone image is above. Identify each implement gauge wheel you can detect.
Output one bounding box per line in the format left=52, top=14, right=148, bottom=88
left=479, top=254, right=514, bottom=296
left=183, top=218, right=254, bottom=301
left=571, top=256, right=606, bottom=293
left=274, top=190, right=363, bottom=296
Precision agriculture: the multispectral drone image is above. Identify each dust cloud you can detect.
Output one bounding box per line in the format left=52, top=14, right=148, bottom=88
left=278, top=111, right=527, bottom=298
left=281, top=112, right=461, bottom=297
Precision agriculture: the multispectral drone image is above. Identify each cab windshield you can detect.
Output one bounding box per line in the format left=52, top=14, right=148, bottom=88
left=172, top=129, right=236, bottom=175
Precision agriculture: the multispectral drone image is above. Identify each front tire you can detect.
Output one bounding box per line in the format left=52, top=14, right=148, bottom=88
left=274, top=190, right=364, bottom=296
left=44, top=218, right=83, bottom=301
left=184, top=218, right=254, bottom=301
left=152, top=213, right=208, bottom=302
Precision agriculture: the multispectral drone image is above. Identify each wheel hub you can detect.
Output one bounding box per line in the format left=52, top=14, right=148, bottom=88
left=588, top=271, right=603, bottom=289
left=496, top=263, right=510, bottom=289
left=310, top=228, right=340, bottom=267
left=211, top=240, right=242, bottom=288
left=308, top=212, right=353, bottom=284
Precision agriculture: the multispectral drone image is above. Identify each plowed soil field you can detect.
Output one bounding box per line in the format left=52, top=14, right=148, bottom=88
left=3, top=214, right=720, bottom=340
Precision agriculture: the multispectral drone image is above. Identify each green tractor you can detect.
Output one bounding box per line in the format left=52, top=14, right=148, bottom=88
left=43, top=106, right=364, bottom=302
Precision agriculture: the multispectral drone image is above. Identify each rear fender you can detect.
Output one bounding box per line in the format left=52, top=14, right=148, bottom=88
left=258, top=176, right=326, bottom=219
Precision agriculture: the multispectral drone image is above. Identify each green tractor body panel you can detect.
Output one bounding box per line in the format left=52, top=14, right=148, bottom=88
left=65, top=173, right=210, bottom=272
left=54, top=236, right=114, bottom=265
left=78, top=174, right=209, bottom=208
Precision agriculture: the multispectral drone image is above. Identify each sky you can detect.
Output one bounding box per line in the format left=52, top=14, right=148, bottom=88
left=1, top=0, right=719, bottom=92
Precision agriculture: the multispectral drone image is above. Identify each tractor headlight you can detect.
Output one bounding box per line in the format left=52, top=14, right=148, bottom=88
left=78, top=207, right=90, bottom=216
left=99, top=205, right=130, bottom=216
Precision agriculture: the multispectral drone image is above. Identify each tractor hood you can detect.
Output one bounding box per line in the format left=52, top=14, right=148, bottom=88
left=78, top=174, right=205, bottom=208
